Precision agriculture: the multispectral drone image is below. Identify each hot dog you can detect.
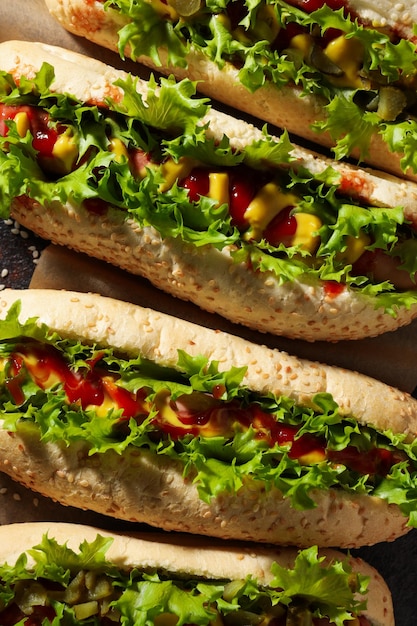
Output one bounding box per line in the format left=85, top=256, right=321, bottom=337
left=45, top=0, right=417, bottom=181
left=0, top=288, right=417, bottom=548
left=2, top=41, right=417, bottom=341
left=0, top=522, right=394, bottom=626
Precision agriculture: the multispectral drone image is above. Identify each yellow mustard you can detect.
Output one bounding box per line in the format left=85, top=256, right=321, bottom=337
left=243, top=181, right=300, bottom=241
left=208, top=172, right=230, bottom=207
left=14, top=112, right=30, bottom=138
left=290, top=33, right=314, bottom=58
left=292, top=213, right=322, bottom=254
left=298, top=449, right=326, bottom=465
left=324, top=35, right=365, bottom=88
left=52, top=133, right=79, bottom=174
left=159, top=157, right=196, bottom=192
left=337, top=231, right=371, bottom=265
left=109, top=137, right=129, bottom=162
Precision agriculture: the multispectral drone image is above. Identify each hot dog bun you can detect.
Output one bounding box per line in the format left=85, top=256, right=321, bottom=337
left=0, top=288, right=416, bottom=548
left=44, top=0, right=417, bottom=182
left=3, top=40, right=417, bottom=341
left=0, top=522, right=394, bottom=626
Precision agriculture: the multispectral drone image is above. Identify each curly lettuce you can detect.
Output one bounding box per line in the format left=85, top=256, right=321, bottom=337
left=104, top=0, right=417, bottom=172
left=1, top=61, right=417, bottom=315
left=1, top=302, right=417, bottom=524
left=0, top=536, right=369, bottom=626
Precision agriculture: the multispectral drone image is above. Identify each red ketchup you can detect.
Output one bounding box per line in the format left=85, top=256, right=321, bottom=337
left=297, top=0, right=346, bottom=12
left=180, top=167, right=210, bottom=202
left=4, top=342, right=403, bottom=478
left=6, top=342, right=145, bottom=418
left=179, top=166, right=258, bottom=231
left=263, top=206, right=297, bottom=247
left=228, top=169, right=257, bottom=230
left=0, top=103, right=79, bottom=177
left=327, top=446, right=404, bottom=476
left=0, top=104, right=59, bottom=158
left=272, top=0, right=350, bottom=51
left=323, top=280, right=345, bottom=298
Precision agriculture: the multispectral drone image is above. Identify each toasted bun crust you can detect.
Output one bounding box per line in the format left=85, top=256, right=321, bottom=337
left=0, top=288, right=415, bottom=548
left=0, top=427, right=410, bottom=548
left=45, top=0, right=417, bottom=182
left=0, top=523, right=395, bottom=626
left=3, top=40, right=417, bottom=342
left=3, top=39, right=416, bottom=215
left=1, top=289, right=417, bottom=433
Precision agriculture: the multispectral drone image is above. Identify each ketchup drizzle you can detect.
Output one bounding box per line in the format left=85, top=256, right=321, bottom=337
left=0, top=104, right=60, bottom=159
left=3, top=340, right=404, bottom=478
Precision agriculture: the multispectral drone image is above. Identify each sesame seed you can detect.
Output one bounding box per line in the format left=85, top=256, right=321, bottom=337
left=1, top=218, right=48, bottom=287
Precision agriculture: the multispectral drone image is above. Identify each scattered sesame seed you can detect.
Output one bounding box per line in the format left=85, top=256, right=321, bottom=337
left=12, top=492, right=21, bottom=501
left=1, top=218, right=47, bottom=286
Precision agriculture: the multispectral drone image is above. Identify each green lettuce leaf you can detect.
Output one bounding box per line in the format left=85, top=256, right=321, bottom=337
left=269, top=546, right=368, bottom=626
left=104, top=0, right=417, bottom=172
left=1, top=306, right=417, bottom=523
left=116, top=580, right=216, bottom=626
left=110, top=73, right=210, bottom=134
left=312, top=93, right=381, bottom=162
left=2, top=59, right=417, bottom=315
left=105, top=0, right=189, bottom=66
